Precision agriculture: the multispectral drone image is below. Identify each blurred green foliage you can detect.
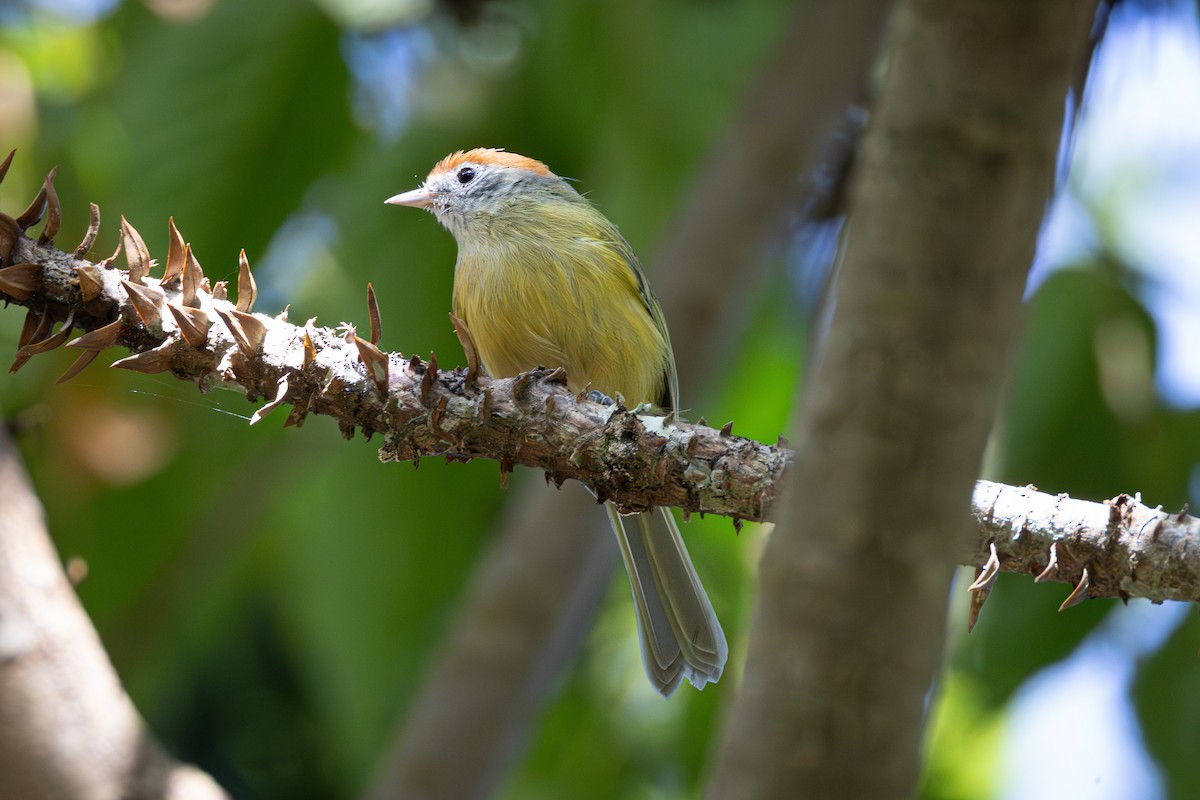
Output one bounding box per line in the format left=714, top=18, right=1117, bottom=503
left=2, top=1, right=1199, bottom=798
left=0, top=1, right=791, bottom=798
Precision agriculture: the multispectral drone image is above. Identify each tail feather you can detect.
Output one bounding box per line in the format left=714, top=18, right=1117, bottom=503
left=606, top=503, right=727, bottom=696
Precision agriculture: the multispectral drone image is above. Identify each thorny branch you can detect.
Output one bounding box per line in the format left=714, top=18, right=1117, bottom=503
left=0, top=162, right=786, bottom=525
left=4, top=163, right=1200, bottom=614
left=963, top=481, right=1200, bottom=625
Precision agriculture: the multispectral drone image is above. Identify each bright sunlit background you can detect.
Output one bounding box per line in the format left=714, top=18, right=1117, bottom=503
left=1, top=0, right=1199, bottom=798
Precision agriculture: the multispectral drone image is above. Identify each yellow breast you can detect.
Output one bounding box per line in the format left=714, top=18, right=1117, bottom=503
left=452, top=231, right=671, bottom=408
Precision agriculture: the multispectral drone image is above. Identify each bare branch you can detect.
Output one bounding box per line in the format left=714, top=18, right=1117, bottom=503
left=0, top=422, right=229, bottom=800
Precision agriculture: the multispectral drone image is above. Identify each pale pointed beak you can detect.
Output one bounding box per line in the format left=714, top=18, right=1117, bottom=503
left=385, top=187, right=439, bottom=208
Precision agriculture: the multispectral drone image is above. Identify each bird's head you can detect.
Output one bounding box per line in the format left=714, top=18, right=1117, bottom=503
left=386, top=148, right=578, bottom=245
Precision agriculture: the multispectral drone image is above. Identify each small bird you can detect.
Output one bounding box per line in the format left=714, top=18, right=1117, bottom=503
left=386, top=148, right=727, bottom=695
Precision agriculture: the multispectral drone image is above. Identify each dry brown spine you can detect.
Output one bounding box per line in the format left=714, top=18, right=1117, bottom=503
left=122, top=279, right=165, bottom=330
left=236, top=249, right=256, bottom=312
left=449, top=312, right=481, bottom=387
left=0, top=263, right=40, bottom=301
left=121, top=217, right=150, bottom=284
left=163, top=217, right=186, bottom=286
left=181, top=245, right=203, bottom=308
left=75, top=264, right=104, bottom=302
left=217, top=308, right=267, bottom=356
left=1059, top=568, right=1090, bottom=611
left=15, top=167, right=53, bottom=231
left=74, top=203, right=100, bottom=258
left=67, top=318, right=125, bottom=351
left=168, top=303, right=212, bottom=348
left=37, top=172, right=61, bottom=244
left=110, top=340, right=174, bottom=374
left=367, top=283, right=382, bottom=346
left=57, top=350, right=100, bottom=384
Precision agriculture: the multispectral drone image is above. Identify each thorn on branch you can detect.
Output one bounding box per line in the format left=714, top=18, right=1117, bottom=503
left=16, top=308, right=42, bottom=349
left=0, top=213, right=20, bottom=265
left=968, top=541, right=1001, bottom=592
left=217, top=308, right=267, bottom=356
left=98, top=237, right=121, bottom=268
left=181, top=246, right=204, bottom=308
left=67, top=318, right=124, bottom=351
left=168, top=303, right=211, bottom=348
left=163, top=217, right=185, bottom=286
left=449, top=312, right=480, bottom=387
left=0, top=262, right=41, bottom=301
left=250, top=376, right=290, bottom=426
left=74, top=203, right=100, bottom=258
left=1059, top=567, right=1090, bottom=611
left=110, top=339, right=174, bottom=374
left=967, top=542, right=1001, bottom=632
left=367, top=283, right=382, bottom=346
left=16, top=166, right=54, bottom=231
left=75, top=264, right=104, bottom=303
left=355, top=335, right=389, bottom=400
left=303, top=328, right=316, bottom=369
left=122, top=279, right=165, bottom=330
left=121, top=216, right=150, bottom=284
left=1034, top=541, right=1059, bottom=583
left=57, top=349, right=99, bottom=384
left=236, top=249, right=256, bottom=312
left=419, top=353, right=436, bottom=405
left=11, top=308, right=74, bottom=372
left=37, top=170, right=61, bottom=244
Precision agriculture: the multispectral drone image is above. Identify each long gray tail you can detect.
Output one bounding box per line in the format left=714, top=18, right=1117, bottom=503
left=606, top=503, right=727, bottom=696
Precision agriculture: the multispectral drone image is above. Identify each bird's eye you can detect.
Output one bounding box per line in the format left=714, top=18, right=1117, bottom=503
left=456, top=166, right=476, bottom=184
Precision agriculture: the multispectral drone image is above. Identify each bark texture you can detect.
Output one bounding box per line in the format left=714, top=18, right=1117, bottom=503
left=709, top=2, right=1100, bottom=798
left=0, top=423, right=229, bottom=800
